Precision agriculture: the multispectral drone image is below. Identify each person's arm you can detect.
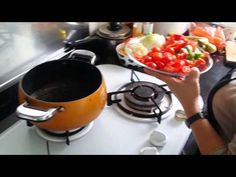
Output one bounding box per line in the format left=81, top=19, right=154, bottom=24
left=144, top=68, right=226, bottom=154
left=211, top=134, right=236, bottom=155
left=190, top=117, right=226, bottom=154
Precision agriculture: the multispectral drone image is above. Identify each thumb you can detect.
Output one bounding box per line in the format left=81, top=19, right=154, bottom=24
left=186, top=67, right=200, bottom=81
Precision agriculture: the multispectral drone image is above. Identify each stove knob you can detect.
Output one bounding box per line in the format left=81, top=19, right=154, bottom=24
left=149, top=130, right=168, bottom=147
left=140, top=147, right=160, bottom=155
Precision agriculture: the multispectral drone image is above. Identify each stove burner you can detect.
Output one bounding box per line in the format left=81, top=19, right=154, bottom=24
left=124, top=82, right=166, bottom=111
left=133, top=86, right=155, bottom=100
left=43, top=126, right=85, bottom=137
left=107, top=81, right=172, bottom=123
left=35, top=121, right=94, bottom=145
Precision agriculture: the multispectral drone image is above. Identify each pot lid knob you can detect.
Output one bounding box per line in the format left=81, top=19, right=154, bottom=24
left=109, top=22, right=122, bottom=31
left=97, top=22, right=131, bottom=40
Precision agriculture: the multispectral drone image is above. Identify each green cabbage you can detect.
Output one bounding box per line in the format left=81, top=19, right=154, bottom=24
left=140, top=34, right=166, bottom=50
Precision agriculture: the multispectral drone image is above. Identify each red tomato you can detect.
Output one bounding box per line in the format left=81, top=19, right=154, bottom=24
left=181, top=66, right=191, bottom=74
left=165, top=36, right=174, bottom=46
left=155, top=61, right=165, bottom=69
left=162, top=52, right=175, bottom=64
left=164, top=47, right=176, bottom=54
left=148, top=51, right=156, bottom=58
left=168, top=61, right=176, bottom=66
left=171, top=34, right=185, bottom=41
left=167, top=60, right=184, bottom=73
left=162, top=65, right=176, bottom=73
left=145, top=62, right=157, bottom=69
left=177, top=53, right=187, bottom=60
left=173, top=40, right=188, bottom=51
left=150, top=52, right=164, bottom=62
left=164, top=40, right=187, bottom=53
left=184, top=59, right=193, bottom=66
left=172, top=60, right=185, bottom=68
left=194, top=58, right=206, bottom=66
left=163, top=52, right=173, bottom=57
left=198, top=64, right=208, bottom=71
left=143, top=55, right=152, bottom=62
left=151, top=47, right=161, bottom=53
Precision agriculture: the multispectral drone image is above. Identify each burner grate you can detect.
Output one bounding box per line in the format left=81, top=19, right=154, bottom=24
left=124, top=82, right=167, bottom=111
left=107, top=70, right=173, bottom=123
left=41, top=127, right=86, bottom=145
left=27, top=121, right=94, bottom=145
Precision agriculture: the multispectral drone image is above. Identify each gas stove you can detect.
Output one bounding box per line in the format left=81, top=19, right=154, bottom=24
left=0, top=64, right=191, bottom=155
left=107, top=70, right=173, bottom=123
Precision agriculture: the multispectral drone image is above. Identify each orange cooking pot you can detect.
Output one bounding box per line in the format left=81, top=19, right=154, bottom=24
left=16, top=59, right=107, bottom=131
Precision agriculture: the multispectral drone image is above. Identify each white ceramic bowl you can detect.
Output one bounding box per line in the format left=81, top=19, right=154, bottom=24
left=116, top=43, right=137, bottom=67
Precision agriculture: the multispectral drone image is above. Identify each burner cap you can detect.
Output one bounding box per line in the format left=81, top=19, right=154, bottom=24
left=112, top=81, right=173, bottom=122
left=124, top=82, right=166, bottom=111
left=132, top=85, right=155, bottom=101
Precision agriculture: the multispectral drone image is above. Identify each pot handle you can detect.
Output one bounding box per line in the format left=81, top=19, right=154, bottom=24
left=16, top=102, right=60, bottom=122
left=68, top=49, right=96, bottom=65
left=64, top=35, right=100, bottom=51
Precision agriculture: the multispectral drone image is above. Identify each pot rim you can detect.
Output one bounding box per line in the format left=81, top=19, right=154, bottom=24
left=19, top=60, right=105, bottom=104
left=19, top=78, right=106, bottom=105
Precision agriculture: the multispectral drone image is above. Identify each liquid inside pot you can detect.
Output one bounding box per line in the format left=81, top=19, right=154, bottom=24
left=21, top=60, right=102, bottom=103
left=31, top=79, right=91, bottom=102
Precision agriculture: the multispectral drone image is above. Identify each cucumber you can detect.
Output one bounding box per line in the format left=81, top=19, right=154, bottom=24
left=198, top=40, right=217, bottom=53
left=186, top=36, right=209, bottom=43
left=185, top=45, right=193, bottom=52
left=186, top=36, right=217, bottom=53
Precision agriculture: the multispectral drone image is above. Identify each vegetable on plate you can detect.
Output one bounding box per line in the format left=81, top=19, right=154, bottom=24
left=126, top=34, right=214, bottom=75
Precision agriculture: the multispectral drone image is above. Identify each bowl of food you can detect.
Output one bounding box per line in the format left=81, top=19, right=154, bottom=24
left=116, top=42, right=137, bottom=67
left=125, top=33, right=214, bottom=77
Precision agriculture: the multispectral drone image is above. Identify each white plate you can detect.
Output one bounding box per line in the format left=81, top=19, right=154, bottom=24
left=125, top=36, right=214, bottom=77
left=116, top=43, right=136, bottom=67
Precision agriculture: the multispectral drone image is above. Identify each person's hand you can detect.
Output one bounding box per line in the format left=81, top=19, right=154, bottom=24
left=144, top=68, right=201, bottom=118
